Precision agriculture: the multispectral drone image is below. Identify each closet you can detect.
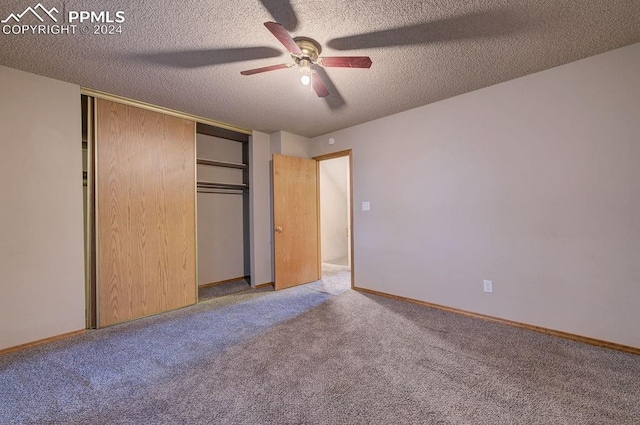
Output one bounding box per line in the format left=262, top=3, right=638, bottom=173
left=82, top=94, right=252, bottom=328
left=196, top=124, right=251, bottom=298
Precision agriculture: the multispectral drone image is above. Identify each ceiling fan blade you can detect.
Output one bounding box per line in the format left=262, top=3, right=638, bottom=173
left=312, top=66, right=345, bottom=110
left=311, top=71, right=329, bottom=97
left=259, top=0, right=298, bottom=31
left=319, top=56, right=372, bottom=68
left=327, top=10, right=520, bottom=50
left=264, top=22, right=302, bottom=55
left=240, top=63, right=292, bottom=75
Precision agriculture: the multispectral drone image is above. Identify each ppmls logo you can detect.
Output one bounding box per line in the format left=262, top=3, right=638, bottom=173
left=2, top=2, right=126, bottom=36
left=1, top=3, right=58, bottom=23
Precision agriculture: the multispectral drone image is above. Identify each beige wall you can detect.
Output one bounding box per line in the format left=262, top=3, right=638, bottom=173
left=270, top=131, right=311, bottom=158
left=320, top=157, right=349, bottom=262
left=0, top=65, right=85, bottom=350
left=309, top=43, right=640, bottom=348
left=197, top=134, right=247, bottom=285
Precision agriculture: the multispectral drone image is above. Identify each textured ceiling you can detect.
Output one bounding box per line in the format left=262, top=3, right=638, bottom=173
left=0, top=1, right=638, bottom=137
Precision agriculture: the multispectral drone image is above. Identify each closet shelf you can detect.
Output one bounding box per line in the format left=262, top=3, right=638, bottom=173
left=197, top=159, right=248, bottom=169
left=197, top=181, right=248, bottom=191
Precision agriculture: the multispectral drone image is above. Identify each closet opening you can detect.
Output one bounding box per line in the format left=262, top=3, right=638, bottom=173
left=196, top=123, right=252, bottom=302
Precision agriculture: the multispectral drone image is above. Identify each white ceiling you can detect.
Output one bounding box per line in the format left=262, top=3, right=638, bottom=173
left=1, top=1, right=638, bottom=137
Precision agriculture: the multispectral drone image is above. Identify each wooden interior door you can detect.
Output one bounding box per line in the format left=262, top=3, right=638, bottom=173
left=273, top=154, right=320, bottom=290
left=96, top=99, right=196, bottom=327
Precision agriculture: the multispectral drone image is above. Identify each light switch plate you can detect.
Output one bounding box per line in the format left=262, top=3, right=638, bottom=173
left=483, top=280, right=493, bottom=293
left=362, top=201, right=371, bottom=211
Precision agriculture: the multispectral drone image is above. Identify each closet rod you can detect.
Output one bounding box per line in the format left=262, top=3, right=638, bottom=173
left=197, top=181, right=248, bottom=191
left=197, top=189, right=244, bottom=195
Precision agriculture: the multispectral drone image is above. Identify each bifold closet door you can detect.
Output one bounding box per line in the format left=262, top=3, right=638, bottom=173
left=96, top=98, right=196, bottom=327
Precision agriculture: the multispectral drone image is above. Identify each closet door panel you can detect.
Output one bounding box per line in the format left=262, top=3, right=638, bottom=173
left=96, top=99, right=196, bottom=327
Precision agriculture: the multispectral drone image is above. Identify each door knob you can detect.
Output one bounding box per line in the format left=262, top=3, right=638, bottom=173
left=275, top=226, right=283, bottom=233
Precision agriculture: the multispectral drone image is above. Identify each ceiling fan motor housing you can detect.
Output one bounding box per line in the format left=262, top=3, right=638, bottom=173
left=293, top=37, right=322, bottom=65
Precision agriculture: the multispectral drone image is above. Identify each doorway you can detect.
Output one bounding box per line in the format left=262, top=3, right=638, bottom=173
left=315, top=150, right=354, bottom=290
left=271, top=150, right=354, bottom=291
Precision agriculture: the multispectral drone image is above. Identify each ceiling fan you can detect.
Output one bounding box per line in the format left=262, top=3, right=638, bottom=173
left=240, top=22, right=372, bottom=98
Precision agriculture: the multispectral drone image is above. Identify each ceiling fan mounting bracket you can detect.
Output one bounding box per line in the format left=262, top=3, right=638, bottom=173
left=292, top=36, right=322, bottom=64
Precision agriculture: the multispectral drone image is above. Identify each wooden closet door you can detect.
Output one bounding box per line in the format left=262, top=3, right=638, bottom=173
left=96, top=99, right=196, bottom=327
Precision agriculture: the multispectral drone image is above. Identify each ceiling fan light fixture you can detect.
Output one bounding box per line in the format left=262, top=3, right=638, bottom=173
left=299, top=60, right=311, bottom=85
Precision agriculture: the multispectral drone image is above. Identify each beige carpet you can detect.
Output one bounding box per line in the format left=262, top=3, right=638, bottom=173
left=304, top=263, right=351, bottom=295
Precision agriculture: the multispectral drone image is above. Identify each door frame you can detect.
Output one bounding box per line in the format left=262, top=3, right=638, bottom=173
left=313, top=149, right=355, bottom=289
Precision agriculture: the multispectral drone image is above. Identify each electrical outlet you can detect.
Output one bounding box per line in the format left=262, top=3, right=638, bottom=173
left=483, top=280, right=493, bottom=293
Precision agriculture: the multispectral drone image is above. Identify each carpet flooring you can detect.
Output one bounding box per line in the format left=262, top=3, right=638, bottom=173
left=198, top=279, right=251, bottom=302
left=323, top=256, right=350, bottom=267
left=306, top=263, right=351, bottom=295
left=1, top=266, right=639, bottom=424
